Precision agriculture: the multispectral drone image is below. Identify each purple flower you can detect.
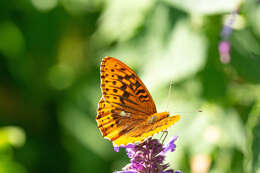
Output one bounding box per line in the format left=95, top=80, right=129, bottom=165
left=161, top=136, right=177, bottom=154
left=218, top=7, right=240, bottom=64
left=221, top=26, right=233, bottom=39
left=114, top=137, right=182, bottom=173
left=218, top=41, right=231, bottom=64
left=114, top=146, right=120, bottom=152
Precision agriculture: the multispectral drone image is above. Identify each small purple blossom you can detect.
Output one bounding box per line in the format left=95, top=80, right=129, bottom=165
left=221, top=26, right=233, bottom=39
left=218, top=6, right=240, bottom=64
left=162, top=136, right=177, bottom=154
left=114, top=137, right=182, bottom=173
left=114, top=146, right=120, bottom=152
left=219, top=41, right=231, bottom=64
left=174, top=171, right=183, bottom=173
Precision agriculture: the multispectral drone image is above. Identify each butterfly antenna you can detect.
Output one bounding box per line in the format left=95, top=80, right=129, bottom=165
left=172, top=110, right=203, bottom=114
left=165, top=81, right=173, bottom=111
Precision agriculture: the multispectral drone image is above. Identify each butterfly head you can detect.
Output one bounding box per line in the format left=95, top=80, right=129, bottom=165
left=148, top=112, right=170, bottom=124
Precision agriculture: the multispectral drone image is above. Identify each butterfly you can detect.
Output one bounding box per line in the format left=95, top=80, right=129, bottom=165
left=96, top=57, right=180, bottom=147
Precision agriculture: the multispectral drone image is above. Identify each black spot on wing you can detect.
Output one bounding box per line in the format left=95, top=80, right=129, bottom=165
left=118, top=94, right=138, bottom=105
left=139, top=95, right=149, bottom=102
left=125, top=75, right=130, bottom=80
left=113, top=89, right=118, bottom=93
left=135, top=81, right=141, bottom=91
left=139, top=95, right=148, bottom=99
left=122, top=91, right=130, bottom=98
left=120, top=83, right=127, bottom=90
left=136, top=89, right=145, bottom=95
left=118, top=75, right=123, bottom=81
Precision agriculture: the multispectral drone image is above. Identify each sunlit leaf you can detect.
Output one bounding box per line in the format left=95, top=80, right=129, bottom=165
left=164, top=0, right=241, bottom=15
left=246, top=101, right=260, bottom=173
left=143, top=19, right=207, bottom=89
left=0, top=22, right=25, bottom=58
left=0, top=127, right=26, bottom=148
left=96, top=0, right=154, bottom=42
left=231, top=30, right=260, bottom=83
left=61, top=0, right=103, bottom=14
left=31, top=0, right=58, bottom=11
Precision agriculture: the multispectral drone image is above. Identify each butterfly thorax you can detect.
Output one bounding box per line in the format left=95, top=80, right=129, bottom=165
left=147, top=112, right=170, bottom=124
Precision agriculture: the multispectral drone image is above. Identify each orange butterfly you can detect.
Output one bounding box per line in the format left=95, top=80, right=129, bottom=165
left=96, top=57, right=180, bottom=147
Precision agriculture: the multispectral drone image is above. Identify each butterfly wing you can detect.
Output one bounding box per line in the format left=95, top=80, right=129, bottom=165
left=112, top=114, right=180, bottom=146
left=97, top=100, right=180, bottom=146
left=100, top=57, right=156, bottom=115
left=97, top=97, right=136, bottom=142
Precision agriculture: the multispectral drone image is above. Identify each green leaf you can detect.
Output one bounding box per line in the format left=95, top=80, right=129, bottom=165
left=246, top=101, right=260, bottom=173
left=231, top=30, right=260, bottom=83
left=164, top=0, right=241, bottom=15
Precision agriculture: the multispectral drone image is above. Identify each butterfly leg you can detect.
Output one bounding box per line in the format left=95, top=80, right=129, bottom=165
left=159, top=131, right=168, bottom=144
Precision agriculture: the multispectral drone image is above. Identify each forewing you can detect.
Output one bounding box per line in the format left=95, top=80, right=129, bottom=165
left=100, top=57, right=157, bottom=117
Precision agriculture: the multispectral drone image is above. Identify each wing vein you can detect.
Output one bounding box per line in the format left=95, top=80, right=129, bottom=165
left=108, top=94, right=139, bottom=105
left=112, top=102, right=148, bottom=114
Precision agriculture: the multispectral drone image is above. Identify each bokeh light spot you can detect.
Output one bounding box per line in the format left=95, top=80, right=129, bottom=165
left=191, top=154, right=211, bottom=173
left=31, top=0, right=58, bottom=11
left=0, top=126, right=26, bottom=148
left=48, top=64, right=75, bottom=90
left=0, top=22, right=25, bottom=58
left=204, top=126, right=221, bottom=143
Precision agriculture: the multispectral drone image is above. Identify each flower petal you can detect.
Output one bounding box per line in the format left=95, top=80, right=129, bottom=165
left=114, top=146, right=120, bottom=152
left=113, top=171, right=138, bottom=173
left=162, top=136, right=178, bottom=154
left=174, top=171, right=183, bottom=173
left=159, top=170, right=174, bottom=173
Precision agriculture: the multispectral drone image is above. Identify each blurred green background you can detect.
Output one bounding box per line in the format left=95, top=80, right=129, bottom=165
left=0, top=0, right=260, bottom=173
